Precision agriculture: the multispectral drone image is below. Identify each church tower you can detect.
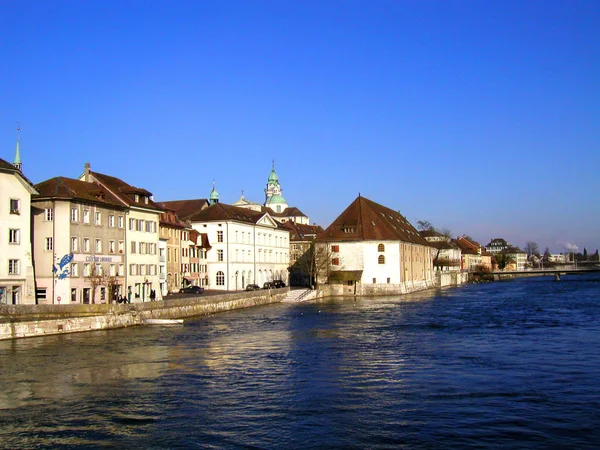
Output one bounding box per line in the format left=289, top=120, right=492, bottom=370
left=13, top=126, right=22, bottom=172
left=209, top=181, right=219, bottom=205
left=264, top=161, right=288, bottom=214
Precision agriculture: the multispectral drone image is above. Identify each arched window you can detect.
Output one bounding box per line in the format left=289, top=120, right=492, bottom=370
left=216, top=271, right=225, bottom=286
left=378, top=255, right=385, bottom=264
left=378, top=243, right=385, bottom=252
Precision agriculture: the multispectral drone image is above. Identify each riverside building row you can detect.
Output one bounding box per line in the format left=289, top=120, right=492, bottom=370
left=1, top=137, right=526, bottom=305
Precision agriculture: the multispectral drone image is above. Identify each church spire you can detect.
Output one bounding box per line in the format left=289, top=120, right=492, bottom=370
left=209, top=180, right=219, bottom=205
left=13, top=124, right=22, bottom=172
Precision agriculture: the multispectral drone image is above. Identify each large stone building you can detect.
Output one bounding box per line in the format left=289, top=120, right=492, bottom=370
left=318, top=195, right=434, bottom=296
left=185, top=202, right=290, bottom=290
left=284, top=220, right=324, bottom=287
left=79, top=164, right=163, bottom=302
left=33, top=177, right=127, bottom=304
left=0, top=141, right=38, bottom=304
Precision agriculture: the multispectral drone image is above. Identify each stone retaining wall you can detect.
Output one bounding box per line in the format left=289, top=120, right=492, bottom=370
left=0, top=289, right=288, bottom=340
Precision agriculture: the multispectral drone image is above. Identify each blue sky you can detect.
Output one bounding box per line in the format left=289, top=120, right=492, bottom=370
left=2, top=0, right=598, bottom=253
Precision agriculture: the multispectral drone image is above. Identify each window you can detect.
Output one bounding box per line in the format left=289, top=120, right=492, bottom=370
left=217, top=231, right=223, bottom=243
left=84, top=263, right=91, bottom=277
left=45, top=237, right=53, bottom=251
left=8, top=259, right=19, bottom=274
left=83, top=288, right=90, bottom=304
left=71, top=208, right=79, bottom=222
left=216, top=271, right=225, bottom=286
left=71, top=288, right=77, bottom=302
left=119, top=264, right=124, bottom=276
left=71, top=237, right=78, bottom=252
left=10, top=199, right=20, bottom=214
left=217, top=249, right=224, bottom=261
left=130, top=264, right=137, bottom=276
left=331, top=257, right=340, bottom=266
left=109, top=240, right=116, bottom=253
left=118, top=240, right=124, bottom=253
left=145, top=221, right=152, bottom=232
left=331, top=245, right=339, bottom=253
left=83, top=238, right=90, bottom=252
left=71, top=263, right=78, bottom=277
left=95, top=211, right=101, bottom=225
left=387, top=277, right=391, bottom=284
left=373, top=278, right=376, bottom=284
left=131, top=241, right=137, bottom=253
left=45, top=208, right=53, bottom=221
left=9, top=229, right=19, bottom=244
left=139, top=242, right=146, bottom=254
left=129, top=218, right=135, bottom=230
left=36, top=288, right=47, bottom=301
left=378, top=244, right=385, bottom=252
left=95, top=263, right=102, bottom=275
left=118, top=216, right=124, bottom=228
left=108, top=215, right=115, bottom=227
left=83, top=209, right=90, bottom=224
left=95, top=239, right=102, bottom=253
left=378, top=255, right=385, bottom=264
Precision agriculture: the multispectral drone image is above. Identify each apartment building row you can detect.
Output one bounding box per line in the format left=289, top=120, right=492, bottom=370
left=1, top=154, right=293, bottom=305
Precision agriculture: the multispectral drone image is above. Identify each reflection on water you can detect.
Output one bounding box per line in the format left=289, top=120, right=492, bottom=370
left=1, top=275, right=600, bottom=448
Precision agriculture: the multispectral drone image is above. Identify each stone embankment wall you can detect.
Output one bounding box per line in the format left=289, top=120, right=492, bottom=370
left=314, top=271, right=468, bottom=299
left=0, top=289, right=287, bottom=341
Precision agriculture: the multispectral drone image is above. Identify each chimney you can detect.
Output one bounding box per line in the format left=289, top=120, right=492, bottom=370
left=84, top=162, right=90, bottom=182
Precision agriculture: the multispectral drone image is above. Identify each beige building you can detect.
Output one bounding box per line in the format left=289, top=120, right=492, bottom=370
left=0, top=155, right=38, bottom=304
left=79, top=164, right=163, bottom=302
left=33, top=177, right=127, bottom=304
left=159, top=208, right=185, bottom=294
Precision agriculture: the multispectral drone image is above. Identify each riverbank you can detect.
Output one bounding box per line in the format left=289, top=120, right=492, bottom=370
left=0, top=289, right=288, bottom=340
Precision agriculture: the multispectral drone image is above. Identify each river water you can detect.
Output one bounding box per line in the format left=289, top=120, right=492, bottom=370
left=1, top=275, right=600, bottom=449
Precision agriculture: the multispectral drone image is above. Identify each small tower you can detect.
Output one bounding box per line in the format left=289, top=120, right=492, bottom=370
left=13, top=125, right=22, bottom=172
left=264, top=160, right=288, bottom=213
left=209, top=181, right=219, bottom=205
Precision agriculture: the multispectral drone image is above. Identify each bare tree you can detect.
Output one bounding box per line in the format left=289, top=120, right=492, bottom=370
left=524, top=241, right=539, bottom=257
left=416, top=220, right=433, bottom=231
left=86, top=263, right=103, bottom=304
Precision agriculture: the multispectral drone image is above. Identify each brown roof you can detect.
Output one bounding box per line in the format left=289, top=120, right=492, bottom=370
left=452, top=238, right=479, bottom=255
left=419, top=229, right=445, bottom=238
left=159, top=199, right=210, bottom=220
left=35, top=176, right=126, bottom=208
left=282, top=221, right=324, bottom=241
left=159, top=208, right=186, bottom=229
left=89, top=170, right=163, bottom=212
left=321, top=196, right=429, bottom=245
left=428, top=240, right=459, bottom=250
left=187, top=202, right=287, bottom=229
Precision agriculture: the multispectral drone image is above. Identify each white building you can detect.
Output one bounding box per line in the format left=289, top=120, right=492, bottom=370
left=318, top=195, right=434, bottom=296
left=80, top=163, right=163, bottom=302
left=186, top=201, right=290, bottom=291
left=0, top=149, right=38, bottom=304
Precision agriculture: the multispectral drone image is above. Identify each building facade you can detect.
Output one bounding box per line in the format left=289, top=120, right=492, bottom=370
left=318, top=195, right=434, bottom=296
left=32, top=177, right=127, bottom=304
left=80, top=163, right=163, bottom=302
left=0, top=155, right=38, bottom=304
left=186, top=202, right=290, bottom=291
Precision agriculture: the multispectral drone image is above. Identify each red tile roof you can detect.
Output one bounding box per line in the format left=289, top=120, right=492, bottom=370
left=158, top=199, right=210, bottom=220
left=187, top=202, right=287, bottom=229
left=321, top=196, right=429, bottom=245
left=89, top=170, right=163, bottom=212
left=282, top=221, right=324, bottom=241
left=35, top=176, right=127, bottom=208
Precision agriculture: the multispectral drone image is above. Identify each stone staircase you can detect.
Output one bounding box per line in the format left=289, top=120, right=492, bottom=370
left=282, top=288, right=316, bottom=303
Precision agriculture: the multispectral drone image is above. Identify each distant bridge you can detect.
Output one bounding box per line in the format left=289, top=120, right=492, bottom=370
left=493, top=267, right=600, bottom=281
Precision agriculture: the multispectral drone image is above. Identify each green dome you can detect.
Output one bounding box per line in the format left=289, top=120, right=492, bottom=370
left=268, top=168, right=279, bottom=184
left=266, top=194, right=286, bottom=204
left=209, top=183, right=219, bottom=204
